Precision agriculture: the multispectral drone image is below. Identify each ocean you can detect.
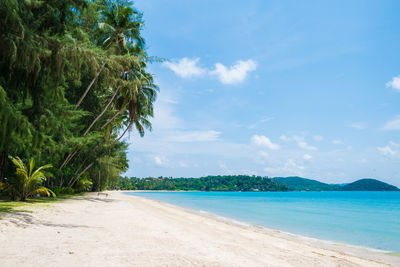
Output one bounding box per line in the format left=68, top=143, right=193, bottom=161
left=125, top=191, right=400, bottom=252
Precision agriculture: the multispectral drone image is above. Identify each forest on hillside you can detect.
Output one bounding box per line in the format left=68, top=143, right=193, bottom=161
left=116, top=176, right=399, bottom=192
left=117, top=175, right=289, bottom=191
left=0, top=0, right=157, bottom=200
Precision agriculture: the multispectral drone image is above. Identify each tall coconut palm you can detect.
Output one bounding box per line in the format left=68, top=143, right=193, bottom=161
left=8, top=156, right=55, bottom=201
left=61, top=1, right=157, bottom=177
left=97, top=0, right=145, bottom=56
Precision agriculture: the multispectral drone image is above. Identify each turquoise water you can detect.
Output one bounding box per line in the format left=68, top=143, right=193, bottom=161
left=125, top=191, right=400, bottom=252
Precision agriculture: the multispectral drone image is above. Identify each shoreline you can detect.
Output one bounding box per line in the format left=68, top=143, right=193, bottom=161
left=0, top=191, right=398, bottom=266
left=123, top=191, right=400, bottom=266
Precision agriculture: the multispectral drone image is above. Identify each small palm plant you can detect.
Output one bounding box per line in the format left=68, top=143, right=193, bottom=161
left=8, top=156, right=55, bottom=201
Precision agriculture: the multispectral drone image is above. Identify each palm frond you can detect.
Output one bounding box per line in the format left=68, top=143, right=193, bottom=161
left=30, top=187, right=56, bottom=198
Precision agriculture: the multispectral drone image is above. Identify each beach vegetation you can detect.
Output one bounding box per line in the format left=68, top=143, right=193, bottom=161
left=0, top=0, right=157, bottom=201
left=5, top=156, right=55, bottom=201
left=116, top=175, right=289, bottom=191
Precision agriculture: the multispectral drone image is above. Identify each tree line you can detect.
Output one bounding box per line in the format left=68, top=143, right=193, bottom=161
left=116, top=175, right=289, bottom=191
left=0, top=0, right=157, bottom=200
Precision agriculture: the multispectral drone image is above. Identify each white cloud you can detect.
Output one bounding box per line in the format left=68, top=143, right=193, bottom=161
left=303, top=154, right=312, bottom=160
left=264, top=159, right=305, bottom=176
left=163, top=57, right=206, bottom=78
left=293, top=136, right=304, bottom=142
left=386, top=75, right=400, bottom=91
left=211, top=59, right=257, bottom=84
left=248, top=117, right=274, bottom=129
left=280, top=135, right=292, bottom=142
left=153, top=155, right=168, bottom=166
left=382, top=118, right=400, bottom=130
left=313, top=135, right=324, bottom=141
left=377, top=141, right=400, bottom=156
left=377, top=146, right=396, bottom=156
left=298, top=141, right=317, bottom=151
left=166, top=130, right=220, bottom=142
left=332, top=140, right=343, bottom=145
left=349, top=123, right=366, bottom=130
left=251, top=135, right=280, bottom=150
left=259, top=151, right=269, bottom=159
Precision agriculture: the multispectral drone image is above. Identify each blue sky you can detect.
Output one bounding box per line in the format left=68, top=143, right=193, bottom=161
left=125, top=0, right=400, bottom=186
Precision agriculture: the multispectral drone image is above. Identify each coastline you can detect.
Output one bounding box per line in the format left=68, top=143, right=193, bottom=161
left=123, top=191, right=400, bottom=266
left=0, top=191, right=398, bottom=266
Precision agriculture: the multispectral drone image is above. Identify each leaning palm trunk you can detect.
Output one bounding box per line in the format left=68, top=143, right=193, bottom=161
left=67, top=122, right=133, bottom=188
left=83, top=85, right=120, bottom=136
left=74, top=63, right=105, bottom=110
left=68, top=162, right=94, bottom=188
left=59, top=149, right=79, bottom=170
left=114, top=121, right=133, bottom=143
left=101, top=109, right=123, bottom=129
left=59, top=85, right=121, bottom=170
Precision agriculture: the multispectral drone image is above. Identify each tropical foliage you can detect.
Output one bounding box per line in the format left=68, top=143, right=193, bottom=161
left=4, top=156, right=55, bottom=201
left=0, top=0, right=157, bottom=199
left=116, top=175, right=289, bottom=191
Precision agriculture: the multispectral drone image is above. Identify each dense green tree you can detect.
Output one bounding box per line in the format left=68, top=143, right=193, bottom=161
left=116, top=175, right=289, bottom=192
left=0, top=0, right=157, bottom=198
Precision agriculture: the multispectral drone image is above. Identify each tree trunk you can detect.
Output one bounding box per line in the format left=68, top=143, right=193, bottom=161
left=68, top=162, right=94, bottom=188
left=83, top=85, right=120, bottom=136
left=115, top=122, right=133, bottom=143
left=75, top=63, right=105, bottom=110
left=59, top=149, right=79, bottom=170
left=66, top=122, right=133, bottom=189
left=0, top=150, right=6, bottom=182
left=59, top=85, right=120, bottom=170
left=98, top=170, right=101, bottom=192
left=101, top=109, right=123, bottom=129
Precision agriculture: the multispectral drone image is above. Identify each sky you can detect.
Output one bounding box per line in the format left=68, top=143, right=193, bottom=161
left=124, top=0, right=400, bottom=186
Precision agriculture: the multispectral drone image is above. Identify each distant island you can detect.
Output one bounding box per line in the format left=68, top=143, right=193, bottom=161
left=273, top=177, right=399, bottom=191
left=117, top=175, right=399, bottom=191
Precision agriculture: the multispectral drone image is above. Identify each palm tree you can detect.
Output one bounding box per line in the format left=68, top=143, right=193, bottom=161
left=8, top=156, right=55, bottom=201
left=98, top=0, right=145, bottom=56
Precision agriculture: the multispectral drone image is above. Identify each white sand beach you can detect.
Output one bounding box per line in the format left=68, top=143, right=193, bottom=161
left=0, top=191, right=398, bottom=267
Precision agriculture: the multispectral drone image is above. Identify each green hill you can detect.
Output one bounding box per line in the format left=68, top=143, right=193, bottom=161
left=119, top=175, right=399, bottom=192
left=341, top=179, right=399, bottom=191
left=272, top=177, right=338, bottom=191
left=272, top=177, right=399, bottom=191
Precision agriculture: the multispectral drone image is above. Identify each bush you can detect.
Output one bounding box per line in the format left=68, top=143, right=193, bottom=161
left=49, top=187, right=75, bottom=195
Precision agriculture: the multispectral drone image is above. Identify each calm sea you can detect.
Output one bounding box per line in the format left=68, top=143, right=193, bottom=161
left=125, top=191, right=400, bottom=252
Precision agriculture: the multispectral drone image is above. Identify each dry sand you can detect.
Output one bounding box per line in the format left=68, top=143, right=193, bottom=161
left=0, top=191, right=399, bottom=267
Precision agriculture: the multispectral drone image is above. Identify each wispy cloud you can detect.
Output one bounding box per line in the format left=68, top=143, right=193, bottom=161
left=210, top=59, right=257, bottom=85
left=298, top=141, right=317, bottom=150
left=264, top=159, right=305, bottom=176
left=349, top=123, right=366, bottom=130
left=251, top=135, right=280, bottom=150
left=386, top=75, right=400, bottom=91
left=166, top=130, right=220, bottom=142
left=153, top=155, right=169, bottom=166
left=382, top=117, right=400, bottom=130
left=248, top=117, right=274, bottom=129
left=313, top=135, right=324, bottom=141
left=332, top=140, right=343, bottom=145
left=163, top=57, right=205, bottom=78
left=377, top=141, right=400, bottom=156
left=377, top=146, right=396, bottom=156
left=280, top=135, right=292, bottom=142
left=303, top=154, right=312, bottom=160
